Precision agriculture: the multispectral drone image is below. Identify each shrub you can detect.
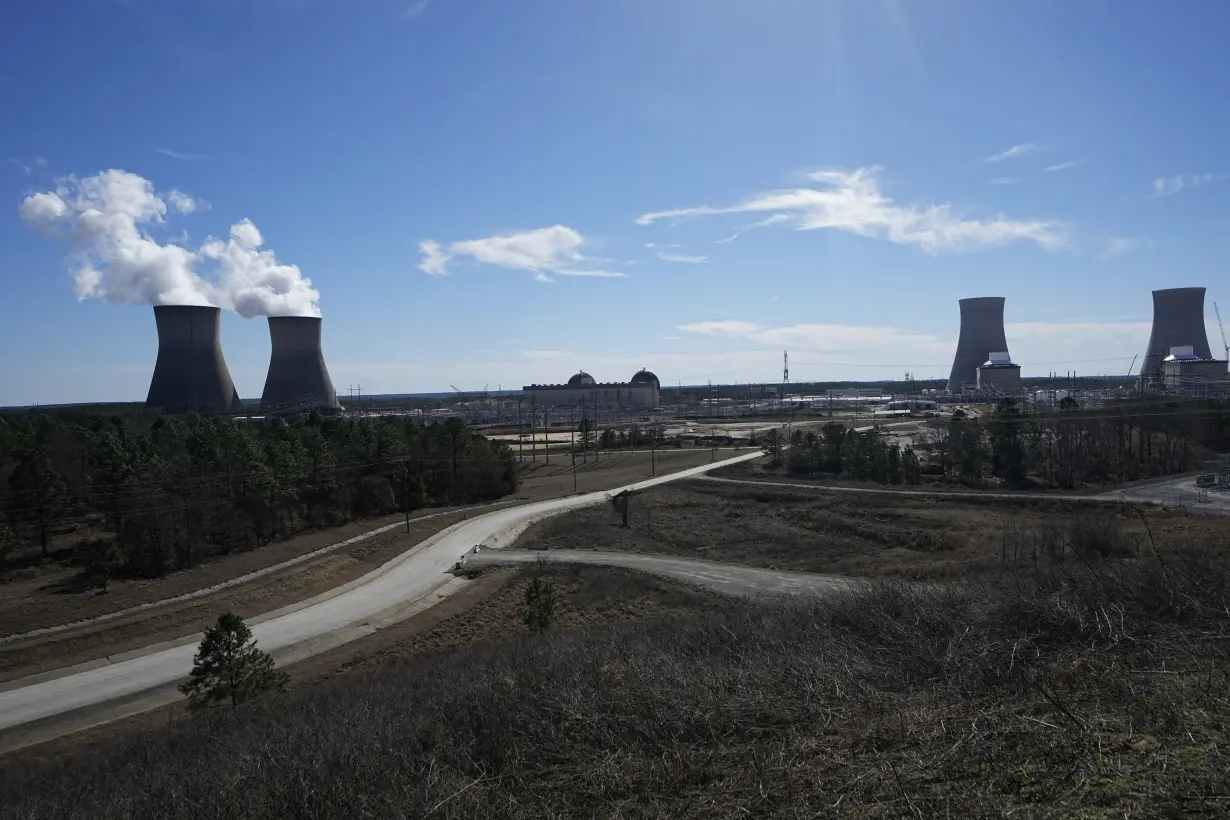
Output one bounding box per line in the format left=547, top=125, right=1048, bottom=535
left=523, top=574, right=558, bottom=632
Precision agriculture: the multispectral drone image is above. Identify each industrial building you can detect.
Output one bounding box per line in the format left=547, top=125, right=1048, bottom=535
left=1141, top=287, right=1213, bottom=381
left=1160, top=346, right=1228, bottom=391
left=259, top=316, right=343, bottom=415
left=885, top=399, right=938, bottom=414
left=947, top=297, right=1011, bottom=393
left=522, top=369, right=660, bottom=408
left=145, top=305, right=241, bottom=415
left=977, top=351, right=1023, bottom=394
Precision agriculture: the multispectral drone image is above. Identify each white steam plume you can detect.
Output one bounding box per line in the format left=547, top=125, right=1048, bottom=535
left=18, top=169, right=320, bottom=317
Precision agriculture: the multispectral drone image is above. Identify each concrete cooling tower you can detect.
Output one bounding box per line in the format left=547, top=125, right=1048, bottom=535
left=145, top=305, right=241, bottom=415
left=1140, top=287, right=1213, bottom=379
left=947, top=297, right=1010, bottom=393
left=259, top=316, right=342, bottom=415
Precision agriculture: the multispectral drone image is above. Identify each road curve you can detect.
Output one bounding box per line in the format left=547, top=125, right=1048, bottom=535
left=460, top=550, right=850, bottom=598
left=0, top=451, right=764, bottom=742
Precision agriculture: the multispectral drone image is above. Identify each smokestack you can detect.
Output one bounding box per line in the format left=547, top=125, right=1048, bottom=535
left=1140, top=287, right=1212, bottom=378
left=259, top=316, right=342, bottom=415
left=145, top=305, right=241, bottom=415
left=947, top=297, right=1010, bottom=393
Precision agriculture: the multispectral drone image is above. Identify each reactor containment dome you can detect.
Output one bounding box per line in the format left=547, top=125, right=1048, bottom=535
left=1140, top=287, right=1213, bottom=380
left=947, top=297, right=1010, bottom=393
left=259, top=316, right=343, bottom=415
left=145, top=305, right=241, bottom=415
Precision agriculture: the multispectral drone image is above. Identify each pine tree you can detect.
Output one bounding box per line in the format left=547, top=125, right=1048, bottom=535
left=523, top=574, right=558, bottom=632
left=180, top=612, right=288, bottom=708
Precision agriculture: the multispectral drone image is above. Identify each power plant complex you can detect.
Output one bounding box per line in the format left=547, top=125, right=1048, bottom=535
left=144, top=307, right=341, bottom=416
left=135, top=283, right=1227, bottom=417
left=946, top=297, right=1014, bottom=394
left=1140, top=287, right=1216, bottom=380
left=259, top=316, right=343, bottom=415
left=522, top=369, right=661, bottom=409
left=145, top=306, right=242, bottom=415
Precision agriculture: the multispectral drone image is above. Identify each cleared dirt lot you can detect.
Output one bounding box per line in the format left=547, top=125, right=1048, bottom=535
left=516, top=477, right=1230, bottom=578
left=0, top=449, right=726, bottom=682
left=3, top=564, right=720, bottom=767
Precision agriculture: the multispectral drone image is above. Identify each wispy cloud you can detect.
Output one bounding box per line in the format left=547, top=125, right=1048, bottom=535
left=712, top=214, right=788, bottom=245
left=989, top=177, right=1022, bottom=185
left=1046, top=159, right=1084, bottom=172
left=677, top=320, right=764, bottom=336
left=644, top=242, right=680, bottom=249
left=1098, top=236, right=1149, bottom=260
left=417, top=225, right=626, bottom=282
left=156, top=148, right=206, bottom=161
left=404, top=0, right=428, bottom=17
left=5, top=155, right=47, bottom=174
left=981, top=143, right=1045, bottom=164
left=675, top=317, right=1150, bottom=373
left=1150, top=173, right=1226, bottom=199
left=656, top=252, right=709, bottom=264
left=636, top=166, right=1066, bottom=255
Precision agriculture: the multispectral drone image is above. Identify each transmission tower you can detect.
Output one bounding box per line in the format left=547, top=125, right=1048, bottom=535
left=782, top=350, right=789, bottom=384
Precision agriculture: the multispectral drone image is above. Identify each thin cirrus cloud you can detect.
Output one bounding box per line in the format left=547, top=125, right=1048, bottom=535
left=156, top=148, right=206, bottom=161
left=417, top=225, right=626, bottom=283
left=989, top=177, right=1022, bottom=185
left=404, top=0, right=428, bottom=17
left=5, top=155, right=47, bottom=174
left=714, top=214, right=789, bottom=245
left=1099, top=236, right=1149, bottom=260
left=980, top=143, right=1045, bottom=164
left=676, top=317, right=1151, bottom=372
left=1046, top=159, right=1084, bottom=172
left=635, top=166, right=1066, bottom=254
left=656, top=252, right=709, bottom=264
left=1150, top=173, right=1226, bottom=199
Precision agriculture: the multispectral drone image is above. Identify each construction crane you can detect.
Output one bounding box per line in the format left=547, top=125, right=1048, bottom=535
left=1215, top=302, right=1229, bottom=361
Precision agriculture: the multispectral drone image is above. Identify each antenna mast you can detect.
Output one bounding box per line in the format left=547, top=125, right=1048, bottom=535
left=782, top=350, right=789, bottom=385
left=1216, top=302, right=1229, bottom=360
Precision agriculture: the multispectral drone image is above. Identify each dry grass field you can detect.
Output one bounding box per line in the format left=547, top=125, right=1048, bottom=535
left=2, top=552, right=1228, bottom=818
left=517, top=477, right=1230, bottom=579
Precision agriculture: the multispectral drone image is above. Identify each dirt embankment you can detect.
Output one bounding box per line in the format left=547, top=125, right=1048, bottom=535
left=516, top=478, right=1230, bottom=579
left=3, top=564, right=721, bottom=767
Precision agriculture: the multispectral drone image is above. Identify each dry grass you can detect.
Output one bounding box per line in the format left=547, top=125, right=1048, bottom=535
left=518, top=480, right=1230, bottom=580
left=2, top=548, right=1229, bottom=818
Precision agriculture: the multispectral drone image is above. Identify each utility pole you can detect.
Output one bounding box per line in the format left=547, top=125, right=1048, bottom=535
left=517, top=398, right=524, bottom=462
left=570, top=403, right=578, bottom=493
left=544, top=406, right=550, bottom=464
left=651, top=424, right=656, bottom=476
left=530, top=399, right=536, bottom=463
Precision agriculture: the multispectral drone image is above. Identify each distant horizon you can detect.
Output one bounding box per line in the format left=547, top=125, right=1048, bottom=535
left=4, top=1, right=1228, bottom=405
left=2, top=373, right=1144, bottom=413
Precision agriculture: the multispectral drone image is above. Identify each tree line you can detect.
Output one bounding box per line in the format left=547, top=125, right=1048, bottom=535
left=765, top=397, right=1230, bottom=490
left=927, top=397, right=1230, bottom=489
left=0, top=412, right=519, bottom=582
left=773, top=423, right=924, bottom=485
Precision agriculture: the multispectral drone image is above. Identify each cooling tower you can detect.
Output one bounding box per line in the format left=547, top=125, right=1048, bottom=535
left=1140, top=287, right=1213, bottom=379
left=259, top=316, right=342, bottom=414
left=145, top=305, right=241, bottom=414
left=947, top=297, right=1010, bottom=393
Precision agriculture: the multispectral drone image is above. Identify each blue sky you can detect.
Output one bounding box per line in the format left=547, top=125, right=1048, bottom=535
left=2, top=0, right=1229, bottom=405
